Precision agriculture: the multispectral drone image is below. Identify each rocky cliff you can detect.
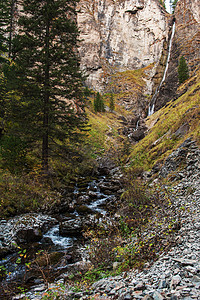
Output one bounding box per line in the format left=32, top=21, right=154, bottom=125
left=154, top=0, right=200, bottom=111
left=78, top=0, right=170, bottom=92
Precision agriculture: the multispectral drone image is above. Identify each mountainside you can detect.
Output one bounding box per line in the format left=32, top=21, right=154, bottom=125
left=78, top=0, right=200, bottom=115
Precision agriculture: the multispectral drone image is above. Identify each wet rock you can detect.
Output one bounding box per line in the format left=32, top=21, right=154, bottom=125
left=77, top=195, right=90, bottom=204
left=87, top=191, right=98, bottom=199
left=16, top=228, right=43, bottom=244
left=129, top=128, right=145, bottom=141
left=59, top=218, right=83, bottom=236
left=0, top=246, right=11, bottom=258
left=76, top=205, right=93, bottom=215
left=0, top=214, right=57, bottom=252
left=40, top=236, right=54, bottom=245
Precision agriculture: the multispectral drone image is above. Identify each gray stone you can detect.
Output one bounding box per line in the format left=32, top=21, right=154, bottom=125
left=153, top=291, right=164, bottom=300
left=113, top=261, right=121, bottom=271
left=59, top=218, right=82, bottom=236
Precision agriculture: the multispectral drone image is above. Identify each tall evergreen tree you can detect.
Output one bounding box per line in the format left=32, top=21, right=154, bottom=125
left=178, top=56, right=189, bottom=84
left=5, top=0, right=88, bottom=172
left=0, top=0, right=16, bottom=60
left=94, top=92, right=105, bottom=113
left=109, top=93, right=115, bottom=112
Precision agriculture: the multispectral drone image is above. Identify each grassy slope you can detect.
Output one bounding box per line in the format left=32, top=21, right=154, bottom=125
left=86, top=67, right=200, bottom=172
left=129, top=70, right=200, bottom=170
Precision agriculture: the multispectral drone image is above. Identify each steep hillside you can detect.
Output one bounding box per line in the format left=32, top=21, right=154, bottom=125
left=129, top=69, right=200, bottom=171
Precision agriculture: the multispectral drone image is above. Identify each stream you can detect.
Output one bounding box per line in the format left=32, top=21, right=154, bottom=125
left=0, top=174, right=121, bottom=298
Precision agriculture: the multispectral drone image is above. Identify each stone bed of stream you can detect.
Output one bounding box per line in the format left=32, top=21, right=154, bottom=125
left=0, top=168, right=123, bottom=299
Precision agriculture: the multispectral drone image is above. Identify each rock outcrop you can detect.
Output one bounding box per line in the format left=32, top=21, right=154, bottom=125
left=78, top=0, right=169, bottom=91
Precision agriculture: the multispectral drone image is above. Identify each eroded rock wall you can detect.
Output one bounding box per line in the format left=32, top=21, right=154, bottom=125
left=78, top=0, right=169, bottom=91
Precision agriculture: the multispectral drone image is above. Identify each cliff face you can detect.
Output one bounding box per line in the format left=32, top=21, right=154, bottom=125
left=154, top=0, right=200, bottom=111
left=175, top=0, right=200, bottom=73
left=78, top=0, right=169, bottom=92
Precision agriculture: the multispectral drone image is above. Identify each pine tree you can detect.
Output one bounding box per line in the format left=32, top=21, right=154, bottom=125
left=0, top=0, right=16, bottom=141
left=94, top=94, right=98, bottom=113
left=178, top=56, right=189, bottom=84
left=99, top=94, right=105, bottom=112
left=109, top=93, right=115, bottom=112
left=94, top=92, right=105, bottom=113
left=5, top=0, right=88, bottom=172
left=0, top=0, right=16, bottom=61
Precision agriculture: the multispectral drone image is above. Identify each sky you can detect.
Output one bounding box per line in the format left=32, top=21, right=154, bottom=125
left=165, top=0, right=172, bottom=14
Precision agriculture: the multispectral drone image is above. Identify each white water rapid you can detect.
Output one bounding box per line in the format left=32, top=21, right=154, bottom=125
left=148, top=21, right=176, bottom=116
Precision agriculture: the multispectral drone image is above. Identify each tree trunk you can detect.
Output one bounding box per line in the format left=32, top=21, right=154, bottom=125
left=42, top=5, right=50, bottom=173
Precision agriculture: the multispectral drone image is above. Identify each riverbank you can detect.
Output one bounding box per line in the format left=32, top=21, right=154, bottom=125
left=0, top=164, right=123, bottom=299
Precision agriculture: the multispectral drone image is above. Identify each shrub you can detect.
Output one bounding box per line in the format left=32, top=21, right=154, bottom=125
left=94, top=92, right=105, bottom=113
left=0, top=135, right=27, bottom=173
left=178, top=56, right=189, bottom=84
left=109, top=93, right=115, bottom=112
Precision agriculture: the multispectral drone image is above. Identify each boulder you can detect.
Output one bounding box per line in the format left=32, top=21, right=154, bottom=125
left=130, top=128, right=145, bottom=141
left=0, top=214, right=57, bottom=252
left=87, top=191, right=98, bottom=199
left=76, top=205, right=93, bottom=215
left=59, top=218, right=83, bottom=236
left=77, top=195, right=90, bottom=204
left=16, top=228, right=42, bottom=244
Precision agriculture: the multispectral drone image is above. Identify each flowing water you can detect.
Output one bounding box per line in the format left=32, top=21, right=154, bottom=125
left=43, top=225, right=75, bottom=248
left=0, top=176, right=117, bottom=297
left=148, top=22, right=176, bottom=116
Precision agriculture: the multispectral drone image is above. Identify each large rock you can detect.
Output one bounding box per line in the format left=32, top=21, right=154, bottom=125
left=16, top=228, right=42, bottom=244
left=59, top=218, right=83, bottom=236
left=0, top=214, right=57, bottom=255
left=129, top=128, right=145, bottom=141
